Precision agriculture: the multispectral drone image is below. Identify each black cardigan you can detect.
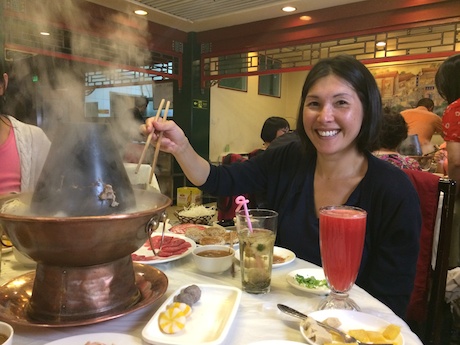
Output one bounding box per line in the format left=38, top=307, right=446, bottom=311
left=201, top=141, right=421, bottom=318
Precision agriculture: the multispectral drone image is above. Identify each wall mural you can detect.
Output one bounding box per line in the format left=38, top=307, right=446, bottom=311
left=368, top=60, right=447, bottom=116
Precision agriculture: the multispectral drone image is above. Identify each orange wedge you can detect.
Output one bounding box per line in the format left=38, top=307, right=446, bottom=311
left=169, top=302, right=192, bottom=318
left=158, top=307, right=186, bottom=334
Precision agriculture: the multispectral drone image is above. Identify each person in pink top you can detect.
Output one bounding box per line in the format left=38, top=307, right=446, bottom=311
left=401, top=97, right=443, bottom=155
left=436, top=54, right=460, bottom=194
left=374, top=108, right=421, bottom=171
left=435, top=53, right=460, bottom=267
left=0, top=61, right=51, bottom=195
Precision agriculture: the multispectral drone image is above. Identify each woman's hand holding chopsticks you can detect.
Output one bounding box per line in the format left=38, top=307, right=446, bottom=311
left=142, top=114, right=189, bottom=155
left=141, top=111, right=211, bottom=187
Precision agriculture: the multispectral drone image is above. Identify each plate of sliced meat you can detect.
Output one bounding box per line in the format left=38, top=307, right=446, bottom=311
left=132, top=233, right=196, bottom=264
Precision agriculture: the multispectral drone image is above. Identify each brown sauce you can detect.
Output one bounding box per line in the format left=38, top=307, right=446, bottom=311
left=197, top=250, right=232, bottom=258
left=273, top=255, right=286, bottom=264
left=0, top=334, right=8, bottom=343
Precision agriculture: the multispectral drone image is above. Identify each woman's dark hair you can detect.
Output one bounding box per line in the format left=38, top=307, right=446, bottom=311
left=0, top=60, right=8, bottom=90
left=295, top=54, right=382, bottom=153
left=0, top=60, right=9, bottom=113
left=260, top=116, right=290, bottom=143
left=378, top=108, right=408, bottom=150
left=435, top=54, right=460, bottom=104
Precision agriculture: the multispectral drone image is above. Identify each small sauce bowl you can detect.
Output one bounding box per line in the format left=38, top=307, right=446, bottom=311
left=192, top=245, right=235, bottom=274
left=0, top=321, right=14, bottom=345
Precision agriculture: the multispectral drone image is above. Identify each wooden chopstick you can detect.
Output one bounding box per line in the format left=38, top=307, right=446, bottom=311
left=149, top=100, right=171, bottom=185
left=135, top=98, right=165, bottom=174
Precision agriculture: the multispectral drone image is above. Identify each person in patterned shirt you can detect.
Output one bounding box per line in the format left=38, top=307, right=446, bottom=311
left=373, top=108, right=421, bottom=171
left=435, top=54, right=460, bottom=195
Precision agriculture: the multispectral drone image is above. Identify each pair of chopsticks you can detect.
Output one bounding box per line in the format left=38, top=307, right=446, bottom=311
left=135, top=98, right=170, bottom=186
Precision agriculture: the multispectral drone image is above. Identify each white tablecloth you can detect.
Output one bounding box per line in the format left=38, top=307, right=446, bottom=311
left=0, top=248, right=423, bottom=345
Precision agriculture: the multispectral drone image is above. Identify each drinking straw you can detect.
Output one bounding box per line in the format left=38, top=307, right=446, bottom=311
left=235, top=195, right=253, bottom=233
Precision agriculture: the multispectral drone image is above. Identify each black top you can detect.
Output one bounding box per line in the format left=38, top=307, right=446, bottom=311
left=201, top=141, right=421, bottom=318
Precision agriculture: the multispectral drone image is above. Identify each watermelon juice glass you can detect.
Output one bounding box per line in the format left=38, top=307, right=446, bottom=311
left=317, top=205, right=366, bottom=311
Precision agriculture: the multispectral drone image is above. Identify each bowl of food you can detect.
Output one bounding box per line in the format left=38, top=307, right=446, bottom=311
left=0, top=321, right=14, bottom=345
left=174, top=205, right=216, bottom=225
left=192, top=245, right=235, bottom=274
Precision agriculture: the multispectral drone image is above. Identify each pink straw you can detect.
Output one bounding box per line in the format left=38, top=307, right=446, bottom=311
left=235, top=195, right=253, bottom=233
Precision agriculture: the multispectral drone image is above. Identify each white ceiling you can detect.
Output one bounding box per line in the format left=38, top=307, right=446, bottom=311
left=87, top=0, right=366, bottom=32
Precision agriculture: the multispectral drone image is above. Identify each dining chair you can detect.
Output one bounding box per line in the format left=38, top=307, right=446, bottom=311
left=404, top=169, right=456, bottom=345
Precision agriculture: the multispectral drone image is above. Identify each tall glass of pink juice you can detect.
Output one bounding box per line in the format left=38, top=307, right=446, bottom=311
left=317, top=205, right=366, bottom=311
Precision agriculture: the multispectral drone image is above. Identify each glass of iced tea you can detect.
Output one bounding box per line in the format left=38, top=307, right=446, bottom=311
left=236, top=209, right=278, bottom=294
left=317, top=205, right=367, bottom=311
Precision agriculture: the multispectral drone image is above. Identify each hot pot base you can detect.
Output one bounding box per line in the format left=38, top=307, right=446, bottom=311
left=27, top=256, right=140, bottom=322
left=0, top=263, right=168, bottom=327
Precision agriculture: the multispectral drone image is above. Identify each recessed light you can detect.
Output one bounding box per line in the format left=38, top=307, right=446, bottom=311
left=40, top=32, right=50, bottom=36
left=282, top=6, right=297, bottom=13
left=300, top=15, right=312, bottom=21
left=134, top=9, right=148, bottom=16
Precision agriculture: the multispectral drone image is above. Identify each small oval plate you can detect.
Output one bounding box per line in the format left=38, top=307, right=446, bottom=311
left=286, top=268, right=330, bottom=295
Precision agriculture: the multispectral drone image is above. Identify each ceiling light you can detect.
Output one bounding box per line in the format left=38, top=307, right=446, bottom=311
left=376, top=41, right=387, bottom=48
left=282, top=6, right=297, bottom=13
left=300, top=15, right=312, bottom=21
left=134, top=9, right=148, bottom=16
left=40, top=32, right=50, bottom=36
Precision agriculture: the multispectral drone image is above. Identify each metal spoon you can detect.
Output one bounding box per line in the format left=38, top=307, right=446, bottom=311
left=277, top=304, right=392, bottom=345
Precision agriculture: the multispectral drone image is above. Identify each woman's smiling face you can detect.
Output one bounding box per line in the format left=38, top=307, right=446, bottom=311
left=303, top=74, right=364, bottom=156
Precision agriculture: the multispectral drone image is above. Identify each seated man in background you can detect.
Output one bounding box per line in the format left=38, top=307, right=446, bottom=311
left=0, top=61, right=51, bottom=194
left=401, top=98, right=443, bottom=155
left=374, top=108, right=421, bottom=170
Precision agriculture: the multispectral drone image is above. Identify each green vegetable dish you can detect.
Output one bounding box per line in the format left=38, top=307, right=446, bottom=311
left=294, top=274, right=327, bottom=289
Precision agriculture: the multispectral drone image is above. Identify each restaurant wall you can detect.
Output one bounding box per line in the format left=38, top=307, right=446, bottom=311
left=209, top=71, right=308, bottom=162
left=209, top=57, right=450, bottom=163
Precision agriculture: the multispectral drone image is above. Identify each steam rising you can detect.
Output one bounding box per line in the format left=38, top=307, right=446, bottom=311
left=7, top=0, right=153, bottom=149
left=4, top=1, right=162, bottom=216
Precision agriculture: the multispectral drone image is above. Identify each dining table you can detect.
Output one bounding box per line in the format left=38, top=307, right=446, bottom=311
left=0, top=232, right=423, bottom=345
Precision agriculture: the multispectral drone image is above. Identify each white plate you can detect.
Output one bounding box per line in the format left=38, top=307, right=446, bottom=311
left=169, top=223, right=208, bottom=235
left=234, top=246, right=296, bottom=269
left=286, top=268, right=330, bottom=295
left=131, top=233, right=196, bottom=264
left=44, top=333, right=142, bottom=345
left=272, top=247, right=296, bottom=267
left=142, top=284, right=242, bottom=345
left=300, top=310, right=404, bottom=345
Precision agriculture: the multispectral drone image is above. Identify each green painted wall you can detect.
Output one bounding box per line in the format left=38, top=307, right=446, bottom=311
left=172, top=32, right=212, bottom=202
